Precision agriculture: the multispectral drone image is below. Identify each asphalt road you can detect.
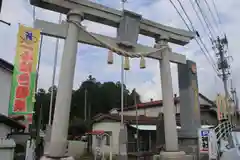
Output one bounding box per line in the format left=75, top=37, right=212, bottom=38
left=220, top=147, right=240, bottom=160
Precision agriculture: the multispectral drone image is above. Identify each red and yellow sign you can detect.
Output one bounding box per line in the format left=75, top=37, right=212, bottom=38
left=8, top=24, right=40, bottom=116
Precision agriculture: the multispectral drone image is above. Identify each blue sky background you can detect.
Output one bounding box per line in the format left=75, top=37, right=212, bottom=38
left=0, top=0, right=240, bottom=103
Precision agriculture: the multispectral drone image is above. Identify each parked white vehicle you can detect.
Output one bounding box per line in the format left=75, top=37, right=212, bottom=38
left=220, top=131, right=240, bottom=160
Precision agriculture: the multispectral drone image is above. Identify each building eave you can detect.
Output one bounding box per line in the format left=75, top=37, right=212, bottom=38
left=0, top=114, right=25, bottom=130
left=0, top=58, right=14, bottom=73
left=92, top=113, right=181, bottom=126
left=118, top=93, right=215, bottom=112
left=199, top=93, right=215, bottom=107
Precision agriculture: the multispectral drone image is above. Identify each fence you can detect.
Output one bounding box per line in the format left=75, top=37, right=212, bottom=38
left=213, top=120, right=233, bottom=142
left=208, top=120, right=235, bottom=159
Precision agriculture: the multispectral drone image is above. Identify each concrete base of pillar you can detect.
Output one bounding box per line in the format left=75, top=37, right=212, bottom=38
left=178, top=136, right=198, bottom=155
left=228, top=133, right=235, bottom=148
left=117, top=155, right=128, bottom=160
left=48, top=140, right=68, bottom=157
left=44, top=125, right=51, bottom=155
left=40, top=156, right=74, bottom=160
left=178, top=129, right=198, bottom=139
left=118, top=125, right=128, bottom=160
left=159, top=151, right=193, bottom=160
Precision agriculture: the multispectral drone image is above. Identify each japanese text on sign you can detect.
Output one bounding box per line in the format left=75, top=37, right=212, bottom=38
left=9, top=24, right=40, bottom=116
left=198, top=128, right=210, bottom=153
left=14, top=49, right=33, bottom=112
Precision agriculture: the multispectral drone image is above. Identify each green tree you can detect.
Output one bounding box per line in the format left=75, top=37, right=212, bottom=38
left=35, top=75, right=142, bottom=129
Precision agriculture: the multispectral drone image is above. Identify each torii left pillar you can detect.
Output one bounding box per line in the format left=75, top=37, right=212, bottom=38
left=41, top=10, right=83, bottom=160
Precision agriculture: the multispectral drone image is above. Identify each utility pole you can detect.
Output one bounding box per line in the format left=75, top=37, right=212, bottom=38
left=87, top=102, right=91, bottom=153
left=230, top=80, right=236, bottom=109
left=236, top=94, right=240, bottom=123
left=230, top=80, right=239, bottom=123
left=213, top=35, right=231, bottom=120
left=84, top=89, right=87, bottom=121
left=133, top=89, right=139, bottom=155
left=213, top=35, right=236, bottom=147
left=49, top=13, right=62, bottom=125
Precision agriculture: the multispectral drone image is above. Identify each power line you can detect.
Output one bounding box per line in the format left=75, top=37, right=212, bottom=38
left=195, top=0, right=217, bottom=37
left=169, top=0, right=191, bottom=31
left=188, top=0, right=213, bottom=39
left=198, top=37, right=217, bottom=69
left=203, top=0, right=221, bottom=33
left=175, top=0, right=218, bottom=70
left=169, top=0, right=219, bottom=75
left=211, top=0, right=222, bottom=25
left=176, top=0, right=195, bottom=31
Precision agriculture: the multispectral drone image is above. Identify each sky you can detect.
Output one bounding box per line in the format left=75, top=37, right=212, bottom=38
left=0, top=0, right=239, bottom=103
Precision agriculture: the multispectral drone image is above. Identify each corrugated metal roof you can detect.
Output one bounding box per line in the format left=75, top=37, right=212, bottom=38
left=130, top=124, right=213, bottom=131
left=0, top=58, right=13, bottom=72
left=130, top=124, right=181, bottom=130
left=0, top=113, right=25, bottom=130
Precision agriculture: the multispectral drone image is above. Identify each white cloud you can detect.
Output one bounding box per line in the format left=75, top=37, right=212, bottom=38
left=0, top=0, right=239, bottom=104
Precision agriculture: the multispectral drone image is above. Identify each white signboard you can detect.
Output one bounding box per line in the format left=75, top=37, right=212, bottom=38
left=198, top=128, right=210, bottom=153
left=208, top=130, right=218, bottom=159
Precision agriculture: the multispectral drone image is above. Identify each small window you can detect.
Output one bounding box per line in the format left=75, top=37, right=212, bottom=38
left=104, top=131, right=112, bottom=146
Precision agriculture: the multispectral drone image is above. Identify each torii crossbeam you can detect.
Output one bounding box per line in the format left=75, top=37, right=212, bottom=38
left=34, top=19, right=187, bottom=64
left=31, top=0, right=194, bottom=45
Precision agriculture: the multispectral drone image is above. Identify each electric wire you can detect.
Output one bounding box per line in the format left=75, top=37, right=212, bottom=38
left=175, top=0, right=195, bottom=32
left=194, top=0, right=217, bottom=37
left=211, top=0, right=222, bottom=25
left=203, top=0, right=221, bottom=33
left=169, top=0, right=219, bottom=75
left=170, top=0, right=218, bottom=69
left=175, top=0, right=217, bottom=70
left=174, top=0, right=218, bottom=72
left=188, top=0, right=213, bottom=40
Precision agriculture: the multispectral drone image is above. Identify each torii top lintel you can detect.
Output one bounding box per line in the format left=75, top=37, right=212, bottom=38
left=30, top=0, right=195, bottom=46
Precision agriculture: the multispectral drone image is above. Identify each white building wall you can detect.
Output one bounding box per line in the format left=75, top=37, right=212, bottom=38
left=176, top=104, right=180, bottom=113
left=68, top=141, right=86, bottom=158
left=199, top=97, right=211, bottom=106
left=109, top=109, right=118, bottom=114
left=0, top=68, right=12, bottom=116
left=92, top=121, right=122, bottom=155
left=110, top=96, right=210, bottom=117
left=120, top=104, right=180, bottom=117
left=0, top=124, right=11, bottom=138
left=121, top=109, right=146, bottom=116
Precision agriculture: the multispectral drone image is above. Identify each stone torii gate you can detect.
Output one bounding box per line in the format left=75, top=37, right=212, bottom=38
left=31, top=0, right=195, bottom=159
